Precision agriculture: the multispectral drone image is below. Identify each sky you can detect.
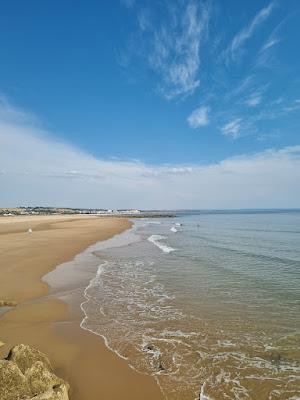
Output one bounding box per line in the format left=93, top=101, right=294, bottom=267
left=0, top=0, right=300, bottom=209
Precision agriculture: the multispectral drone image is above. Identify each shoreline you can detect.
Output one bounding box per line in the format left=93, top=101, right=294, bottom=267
left=0, top=215, right=163, bottom=400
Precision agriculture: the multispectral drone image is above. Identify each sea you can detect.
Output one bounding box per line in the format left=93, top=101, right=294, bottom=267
left=80, top=210, right=300, bottom=400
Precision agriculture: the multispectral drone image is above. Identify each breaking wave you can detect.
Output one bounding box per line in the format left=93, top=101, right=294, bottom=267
left=148, top=235, right=175, bottom=254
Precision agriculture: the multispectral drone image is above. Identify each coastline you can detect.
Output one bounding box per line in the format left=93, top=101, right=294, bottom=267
left=0, top=215, right=163, bottom=400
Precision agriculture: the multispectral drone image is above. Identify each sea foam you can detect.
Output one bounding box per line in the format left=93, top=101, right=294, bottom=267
left=148, top=234, right=175, bottom=253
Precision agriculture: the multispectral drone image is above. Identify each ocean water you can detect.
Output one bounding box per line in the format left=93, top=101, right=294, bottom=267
left=81, top=211, right=300, bottom=400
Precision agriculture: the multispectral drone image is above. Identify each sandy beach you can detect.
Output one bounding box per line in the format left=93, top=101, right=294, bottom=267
left=0, top=215, right=163, bottom=400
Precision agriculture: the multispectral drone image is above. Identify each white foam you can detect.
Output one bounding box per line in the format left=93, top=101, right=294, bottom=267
left=141, top=339, right=162, bottom=359
left=175, top=222, right=182, bottom=226
left=161, top=329, right=196, bottom=338
left=80, top=262, right=129, bottom=362
left=170, top=227, right=177, bottom=233
left=199, top=382, right=212, bottom=400
left=148, top=235, right=175, bottom=253
left=217, top=339, right=235, bottom=348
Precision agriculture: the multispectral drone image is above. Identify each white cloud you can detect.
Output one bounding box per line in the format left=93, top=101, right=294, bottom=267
left=1, top=103, right=300, bottom=209
left=137, top=9, right=151, bottom=32
left=230, top=75, right=255, bottom=97
left=256, top=36, right=280, bottom=67
left=147, top=0, right=210, bottom=99
left=221, top=118, right=242, bottom=139
left=261, top=37, right=280, bottom=52
left=255, top=98, right=300, bottom=121
left=227, top=2, right=274, bottom=62
left=187, top=106, right=209, bottom=128
left=120, top=0, right=135, bottom=9
left=284, top=99, right=300, bottom=112
left=0, top=95, right=38, bottom=125
left=245, top=91, right=262, bottom=107
left=257, top=14, right=290, bottom=62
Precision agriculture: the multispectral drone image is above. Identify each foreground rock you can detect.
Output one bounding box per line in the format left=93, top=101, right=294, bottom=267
left=0, top=344, right=69, bottom=400
left=0, top=300, right=18, bottom=307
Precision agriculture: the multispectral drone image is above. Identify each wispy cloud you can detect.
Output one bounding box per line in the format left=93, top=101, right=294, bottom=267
left=0, top=95, right=38, bottom=125
left=254, top=11, right=296, bottom=68
left=258, top=11, right=297, bottom=58
left=225, top=76, right=266, bottom=108
left=256, top=131, right=281, bottom=141
left=261, top=37, right=280, bottom=52
left=120, top=0, right=298, bottom=146
left=256, top=36, right=280, bottom=68
left=137, top=8, right=152, bottom=32
left=283, top=99, right=300, bottom=113
left=226, top=2, right=274, bottom=62
left=224, top=75, right=257, bottom=104
left=120, top=0, right=135, bottom=9
left=221, top=118, right=242, bottom=139
left=245, top=90, right=263, bottom=107
left=253, top=98, right=300, bottom=121
left=147, top=0, right=210, bottom=99
left=187, top=106, right=209, bottom=128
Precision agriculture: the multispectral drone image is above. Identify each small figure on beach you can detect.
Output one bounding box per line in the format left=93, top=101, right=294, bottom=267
left=27, top=228, right=32, bottom=234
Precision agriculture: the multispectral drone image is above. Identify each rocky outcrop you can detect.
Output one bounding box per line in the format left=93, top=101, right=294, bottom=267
left=0, top=300, right=18, bottom=307
left=0, top=344, right=69, bottom=400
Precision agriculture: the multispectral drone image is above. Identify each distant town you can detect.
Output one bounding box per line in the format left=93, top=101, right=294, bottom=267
left=0, top=207, right=174, bottom=218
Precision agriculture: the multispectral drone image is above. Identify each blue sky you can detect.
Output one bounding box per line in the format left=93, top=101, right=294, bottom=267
left=0, top=0, right=300, bottom=208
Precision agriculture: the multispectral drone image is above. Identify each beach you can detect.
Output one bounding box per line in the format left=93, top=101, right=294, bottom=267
left=1, top=212, right=299, bottom=400
left=0, top=215, right=163, bottom=400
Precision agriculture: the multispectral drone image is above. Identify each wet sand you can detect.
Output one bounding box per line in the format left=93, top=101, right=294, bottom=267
left=0, top=215, right=163, bottom=400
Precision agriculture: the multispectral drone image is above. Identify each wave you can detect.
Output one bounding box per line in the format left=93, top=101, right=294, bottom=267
left=148, top=235, right=175, bottom=253
left=170, top=227, right=177, bottom=233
